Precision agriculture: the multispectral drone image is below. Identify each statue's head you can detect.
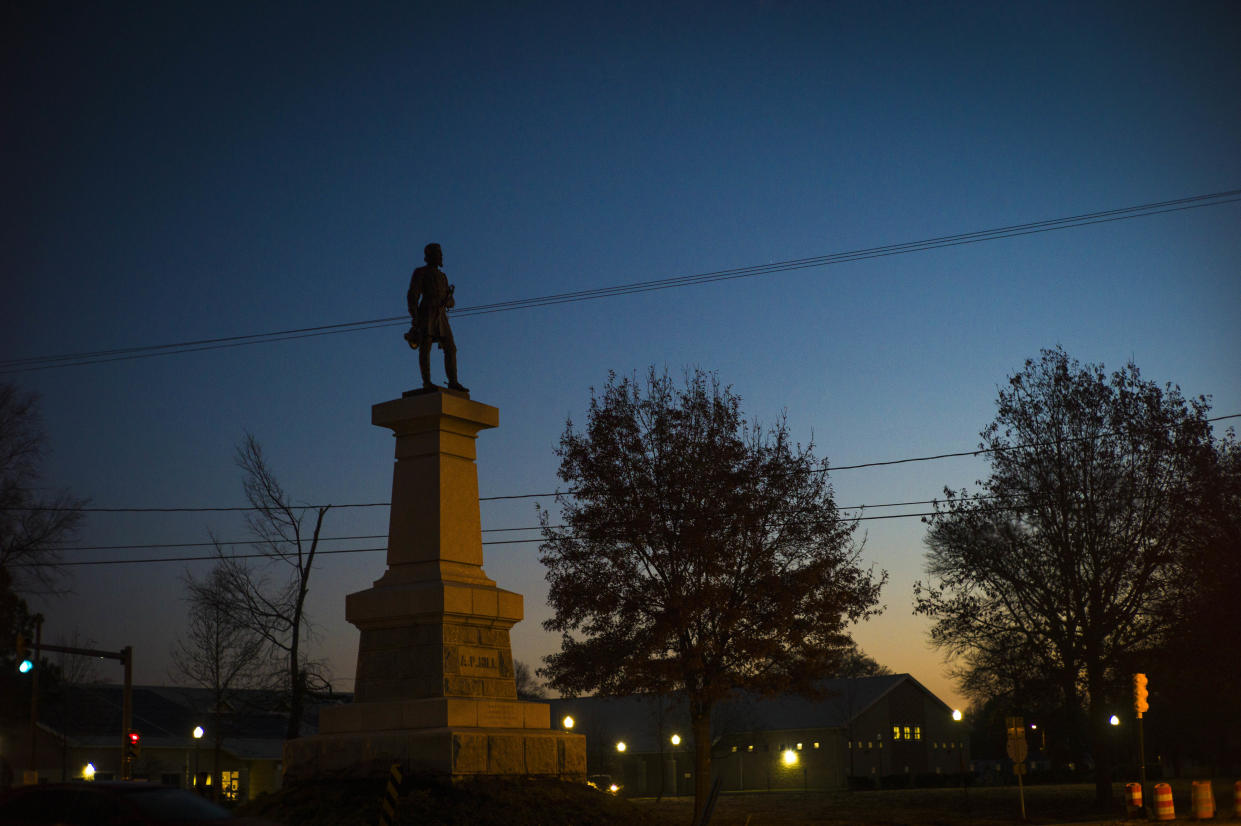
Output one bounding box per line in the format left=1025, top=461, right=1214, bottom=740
left=424, top=243, right=443, bottom=266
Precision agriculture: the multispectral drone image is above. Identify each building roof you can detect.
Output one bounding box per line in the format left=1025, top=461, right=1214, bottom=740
left=36, top=683, right=345, bottom=761
left=548, top=673, right=951, bottom=754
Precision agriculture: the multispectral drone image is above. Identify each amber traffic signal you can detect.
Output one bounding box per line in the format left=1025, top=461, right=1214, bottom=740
left=1133, top=673, right=1149, bottom=717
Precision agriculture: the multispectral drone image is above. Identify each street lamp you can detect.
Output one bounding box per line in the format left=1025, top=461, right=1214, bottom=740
left=82, top=763, right=96, bottom=781
left=615, top=741, right=626, bottom=753
left=562, top=716, right=574, bottom=730
left=952, top=707, right=969, bottom=813
left=192, top=726, right=204, bottom=790
left=1109, top=715, right=1120, bottom=727
left=670, top=734, right=681, bottom=746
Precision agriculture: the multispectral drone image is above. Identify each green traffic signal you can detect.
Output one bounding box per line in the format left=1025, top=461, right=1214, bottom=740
left=16, top=633, right=33, bottom=673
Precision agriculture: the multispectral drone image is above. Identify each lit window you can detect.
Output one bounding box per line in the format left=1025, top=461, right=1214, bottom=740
left=867, top=741, right=873, bottom=749
left=903, top=726, right=911, bottom=740
left=730, top=746, right=737, bottom=753
left=914, top=726, right=921, bottom=741
left=813, top=742, right=820, bottom=749
left=932, top=742, right=938, bottom=749
left=796, top=742, right=803, bottom=751
left=747, top=745, right=754, bottom=752
left=221, top=771, right=240, bottom=802
left=892, top=725, right=901, bottom=740
left=847, top=741, right=852, bottom=749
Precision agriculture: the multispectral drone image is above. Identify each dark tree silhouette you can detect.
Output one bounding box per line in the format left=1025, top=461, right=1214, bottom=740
left=513, top=660, right=547, bottom=700
left=539, top=368, right=884, bottom=821
left=1146, top=432, right=1241, bottom=773
left=0, top=382, right=84, bottom=597
left=914, top=347, right=1216, bottom=808
left=211, top=433, right=331, bottom=740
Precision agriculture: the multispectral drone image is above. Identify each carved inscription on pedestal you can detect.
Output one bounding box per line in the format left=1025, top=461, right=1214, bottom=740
left=458, top=646, right=501, bottom=677
left=477, top=701, right=523, bottom=728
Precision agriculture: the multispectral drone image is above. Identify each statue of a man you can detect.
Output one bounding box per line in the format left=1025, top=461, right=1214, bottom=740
left=405, top=243, right=467, bottom=392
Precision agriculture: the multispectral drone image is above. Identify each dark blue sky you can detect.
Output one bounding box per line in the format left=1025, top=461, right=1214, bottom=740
left=4, top=1, right=1239, bottom=709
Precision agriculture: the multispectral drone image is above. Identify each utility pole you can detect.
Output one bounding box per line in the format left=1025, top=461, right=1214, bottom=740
left=24, top=615, right=43, bottom=786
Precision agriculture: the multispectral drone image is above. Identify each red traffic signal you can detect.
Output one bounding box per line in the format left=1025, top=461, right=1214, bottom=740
left=127, top=731, right=140, bottom=745
left=126, top=730, right=142, bottom=760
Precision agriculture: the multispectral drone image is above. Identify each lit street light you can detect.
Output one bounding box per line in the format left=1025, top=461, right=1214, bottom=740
left=1109, top=715, right=1120, bottom=726
left=562, top=716, right=574, bottom=730
left=192, top=726, right=204, bottom=791
left=615, top=741, right=626, bottom=753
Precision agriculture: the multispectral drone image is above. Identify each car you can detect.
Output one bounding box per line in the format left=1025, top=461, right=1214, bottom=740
left=586, top=774, right=621, bottom=795
left=0, top=782, right=274, bottom=825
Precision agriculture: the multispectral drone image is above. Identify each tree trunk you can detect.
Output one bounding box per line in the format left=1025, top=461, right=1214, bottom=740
left=691, top=702, right=712, bottom=825
left=285, top=664, right=302, bottom=740
left=1087, top=665, right=1112, bottom=810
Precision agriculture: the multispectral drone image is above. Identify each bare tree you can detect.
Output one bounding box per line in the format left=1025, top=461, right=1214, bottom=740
left=52, top=629, right=101, bottom=781
left=514, top=660, right=547, bottom=700
left=0, top=382, right=84, bottom=597
left=211, top=433, right=331, bottom=740
left=171, top=565, right=271, bottom=798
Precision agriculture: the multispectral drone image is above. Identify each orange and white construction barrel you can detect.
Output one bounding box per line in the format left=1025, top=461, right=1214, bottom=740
left=1126, top=782, right=1143, bottom=810
left=1154, top=782, right=1176, bottom=821
left=1191, top=780, right=1214, bottom=819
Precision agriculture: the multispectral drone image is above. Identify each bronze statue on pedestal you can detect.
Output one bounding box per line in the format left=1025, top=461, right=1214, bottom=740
left=405, top=243, right=467, bottom=393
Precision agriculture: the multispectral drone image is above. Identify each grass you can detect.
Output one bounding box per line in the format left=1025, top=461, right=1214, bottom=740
left=236, top=774, right=663, bottom=826
left=631, top=779, right=1239, bottom=825
left=237, top=777, right=1237, bottom=825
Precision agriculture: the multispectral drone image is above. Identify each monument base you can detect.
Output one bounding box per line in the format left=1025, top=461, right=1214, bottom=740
left=282, top=726, right=586, bottom=781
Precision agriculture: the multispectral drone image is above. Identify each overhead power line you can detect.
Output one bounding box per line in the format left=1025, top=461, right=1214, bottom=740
left=3, top=189, right=1238, bottom=374
left=31, top=494, right=1123, bottom=567
left=12, top=412, right=1238, bottom=515
left=47, top=495, right=974, bottom=554
left=31, top=508, right=961, bottom=567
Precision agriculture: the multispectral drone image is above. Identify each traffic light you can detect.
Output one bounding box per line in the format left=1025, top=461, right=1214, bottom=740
left=1133, top=673, right=1149, bottom=717
left=16, top=633, right=32, bottom=673
left=126, top=730, right=141, bottom=761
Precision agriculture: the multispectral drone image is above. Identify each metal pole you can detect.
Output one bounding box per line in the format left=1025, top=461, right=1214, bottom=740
left=26, top=615, right=43, bottom=783
left=121, top=646, right=133, bottom=780
left=1017, top=768, right=1027, bottom=821
left=1137, top=715, right=1148, bottom=817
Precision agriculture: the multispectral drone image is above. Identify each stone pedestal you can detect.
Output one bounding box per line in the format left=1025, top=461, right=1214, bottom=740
left=283, top=391, right=585, bottom=781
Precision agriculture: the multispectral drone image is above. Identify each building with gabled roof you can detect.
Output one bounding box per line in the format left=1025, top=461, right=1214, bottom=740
left=548, top=674, right=968, bottom=795
left=5, top=683, right=345, bottom=800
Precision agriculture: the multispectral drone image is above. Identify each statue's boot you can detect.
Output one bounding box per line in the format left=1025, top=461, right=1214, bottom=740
left=445, top=348, right=468, bottom=393
left=419, top=345, right=435, bottom=389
